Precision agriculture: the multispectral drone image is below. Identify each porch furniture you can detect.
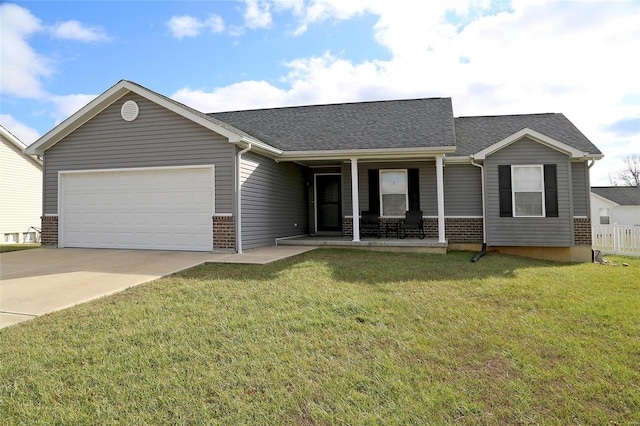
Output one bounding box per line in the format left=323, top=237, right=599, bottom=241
left=400, top=210, right=425, bottom=239
left=383, top=221, right=400, bottom=238
left=360, top=211, right=381, bottom=238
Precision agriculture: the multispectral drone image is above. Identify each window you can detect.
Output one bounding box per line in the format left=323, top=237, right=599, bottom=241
left=512, top=165, right=545, bottom=217
left=23, top=232, right=36, bottom=243
left=499, top=164, right=558, bottom=218
left=380, top=170, right=408, bottom=216
left=599, top=208, right=610, bottom=225
left=4, top=233, right=18, bottom=243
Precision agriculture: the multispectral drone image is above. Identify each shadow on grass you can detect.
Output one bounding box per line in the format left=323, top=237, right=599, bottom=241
left=179, top=248, right=579, bottom=285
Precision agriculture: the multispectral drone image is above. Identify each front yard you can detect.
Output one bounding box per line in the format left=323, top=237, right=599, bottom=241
left=1, top=249, right=638, bottom=424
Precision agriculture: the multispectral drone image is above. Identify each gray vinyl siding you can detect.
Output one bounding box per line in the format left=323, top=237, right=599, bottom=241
left=43, top=93, right=235, bottom=215
left=341, top=161, right=481, bottom=217
left=485, top=138, right=572, bottom=246
left=571, top=162, right=589, bottom=217
left=240, top=151, right=308, bottom=249
left=443, top=164, right=482, bottom=216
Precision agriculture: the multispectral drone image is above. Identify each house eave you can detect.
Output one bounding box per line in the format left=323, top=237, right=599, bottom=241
left=231, top=136, right=283, bottom=158
left=277, top=146, right=457, bottom=162
left=1, top=125, right=43, bottom=166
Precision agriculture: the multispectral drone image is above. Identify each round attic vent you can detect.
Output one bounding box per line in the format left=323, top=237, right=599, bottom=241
left=121, top=100, right=139, bottom=121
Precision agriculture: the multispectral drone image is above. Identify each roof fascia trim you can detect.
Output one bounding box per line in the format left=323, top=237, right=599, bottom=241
left=278, top=146, right=457, bottom=162
left=472, top=127, right=587, bottom=160
left=233, top=136, right=283, bottom=157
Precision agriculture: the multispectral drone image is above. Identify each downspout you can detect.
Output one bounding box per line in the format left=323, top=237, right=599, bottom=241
left=235, top=143, right=252, bottom=253
left=470, top=158, right=487, bottom=262
left=586, top=158, right=596, bottom=262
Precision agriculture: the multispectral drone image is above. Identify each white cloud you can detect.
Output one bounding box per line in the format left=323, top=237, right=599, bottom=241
left=50, top=20, right=111, bottom=42
left=167, top=14, right=225, bottom=38
left=244, top=0, right=272, bottom=29
left=0, top=3, right=51, bottom=98
left=0, top=114, right=41, bottom=145
left=173, top=81, right=288, bottom=112
left=172, top=0, right=640, bottom=185
left=50, top=94, right=97, bottom=125
left=168, top=15, right=204, bottom=39
left=0, top=3, right=111, bottom=100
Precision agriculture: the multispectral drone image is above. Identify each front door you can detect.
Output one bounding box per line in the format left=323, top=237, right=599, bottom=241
left=316, top=174, right=342, bottom=232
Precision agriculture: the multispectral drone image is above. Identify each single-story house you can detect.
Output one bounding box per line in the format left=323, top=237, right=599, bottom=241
left=25, top=80, right=603, bottom=261
left=1, top=125, right=43, bottom=244
left=591, top=186, right=640, bottom=226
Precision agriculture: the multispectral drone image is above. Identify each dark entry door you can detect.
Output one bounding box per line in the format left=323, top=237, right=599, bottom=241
left=316, top=175, right=342, bottom=232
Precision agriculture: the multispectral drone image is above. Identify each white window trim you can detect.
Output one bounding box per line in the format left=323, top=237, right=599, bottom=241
left=511, top=165, right=546, bottom=218
left=379, top=169, right=409, bottom=218
left=599, top=208, right=610, bottom=225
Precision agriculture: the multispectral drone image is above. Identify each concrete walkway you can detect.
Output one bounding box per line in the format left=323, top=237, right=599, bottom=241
left=0, top=246, right=316, bottom=329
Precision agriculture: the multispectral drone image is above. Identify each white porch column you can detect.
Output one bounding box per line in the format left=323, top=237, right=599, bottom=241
left=350, top=158, right=360, bottom=242
left=436, top=155, right=446, bottom=243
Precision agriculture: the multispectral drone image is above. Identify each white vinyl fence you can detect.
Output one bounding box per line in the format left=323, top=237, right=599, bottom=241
left=592, top=224, right=640, bottom=256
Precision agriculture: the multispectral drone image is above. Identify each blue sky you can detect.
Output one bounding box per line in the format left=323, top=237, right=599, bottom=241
left=1, top=0, right=639, bottom=185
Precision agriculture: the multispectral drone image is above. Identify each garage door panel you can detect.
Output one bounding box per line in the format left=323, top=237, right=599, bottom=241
left=61, top=167, right=214, bottom=251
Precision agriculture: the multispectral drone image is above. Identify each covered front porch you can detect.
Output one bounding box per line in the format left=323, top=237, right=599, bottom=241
left=297, top=155, right=451, bottom=245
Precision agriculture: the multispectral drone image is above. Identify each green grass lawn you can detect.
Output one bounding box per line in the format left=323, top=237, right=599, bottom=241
left=0, top=244, right=40, bottom=253
left=1, top=249, right=638, bottom=425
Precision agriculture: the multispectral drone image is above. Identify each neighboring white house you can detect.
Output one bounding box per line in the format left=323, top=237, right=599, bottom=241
left=591, top=186, right=640, bottom=227
left=0, top=125, right=43, bottom=244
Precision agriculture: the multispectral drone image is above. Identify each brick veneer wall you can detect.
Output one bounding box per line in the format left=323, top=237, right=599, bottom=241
left=574, top=218, right=592, bottom=245
left=445, top=218, right=484, bottom=244
left=41, top=215, right=58, bottom=247
left=213, top=215, right=235, bottom=250
left=342, top=216, right=483, bottom=243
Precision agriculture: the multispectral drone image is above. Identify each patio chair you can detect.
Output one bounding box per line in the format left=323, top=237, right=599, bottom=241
left=400, top=210, right=425, bottom=239
left=360, top=211, right=381, bottom=238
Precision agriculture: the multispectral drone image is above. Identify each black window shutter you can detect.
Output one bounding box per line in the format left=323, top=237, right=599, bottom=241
left=498, top=165, right=513, bottom=217
left=368, top=169, right=379, bottom=214
left=544, top=164, right=558, bottom=217
left=408, top=168, right=420, bottom=211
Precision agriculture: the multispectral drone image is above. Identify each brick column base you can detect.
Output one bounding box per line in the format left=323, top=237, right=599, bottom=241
left=41, top=215, right=58, bottom=247
left=574, top=217, right=592, bottom=245
left=342, top=217, right=353, bottom=237
left=213, top=216, right=235, bottom=251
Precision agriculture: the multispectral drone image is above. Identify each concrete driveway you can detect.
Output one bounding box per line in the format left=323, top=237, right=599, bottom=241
left=0, top=246, right=316, bottom=329
left=0, top=248, right=223, bottom=329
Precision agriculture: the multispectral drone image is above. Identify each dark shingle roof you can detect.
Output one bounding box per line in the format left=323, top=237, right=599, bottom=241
left=591, top=186, right=640, bottom=205
left=454, top=113, right=601, bottom=156
left=209, top=98, right=456, bottom=151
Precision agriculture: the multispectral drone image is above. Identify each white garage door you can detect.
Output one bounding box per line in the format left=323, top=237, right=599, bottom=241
left=60, top=166, right=214, bottom=251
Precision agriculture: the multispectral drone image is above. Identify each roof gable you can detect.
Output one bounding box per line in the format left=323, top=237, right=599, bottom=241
left=471, top=127, right=589, bottom=160
left=455, top=113, right=602, bottom=159
left=25, top=80, right=266, bottom=156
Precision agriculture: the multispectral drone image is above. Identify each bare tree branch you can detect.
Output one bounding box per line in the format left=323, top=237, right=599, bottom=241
left=615, top=154, right=640, bottom=187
